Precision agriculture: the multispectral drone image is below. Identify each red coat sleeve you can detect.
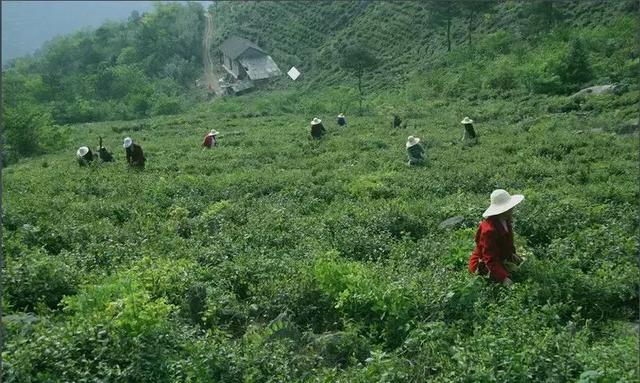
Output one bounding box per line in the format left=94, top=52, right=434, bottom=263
left=479, top=227, right=510, bottom=282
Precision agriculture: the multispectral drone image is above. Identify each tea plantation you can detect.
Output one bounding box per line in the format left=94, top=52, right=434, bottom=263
left=2, top=0, right=639, bottom=381
left=3, top=87, right=638, bottom=381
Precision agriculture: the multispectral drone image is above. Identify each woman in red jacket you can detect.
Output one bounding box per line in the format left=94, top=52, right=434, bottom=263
left=468, top=189, right=525, bottom=286
left=203, top=129, right=219, bottom=149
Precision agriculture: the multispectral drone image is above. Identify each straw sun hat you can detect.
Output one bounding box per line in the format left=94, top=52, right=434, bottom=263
left=77, top=146, right=89, bottom=158
left=406, top=136, right=420, bottom=148
left=311, top=117, right=322, bottom=125
left=460, top=117, right=473, bottom=124
left=209, top=129, right=219, bottom=136
left=337, top=113, right=345, bottom=118
left=482, top=189, right=524, bottom=218
left=123, top=137, right=133, bottom=148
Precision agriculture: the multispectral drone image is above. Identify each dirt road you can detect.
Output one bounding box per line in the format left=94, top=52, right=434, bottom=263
left=203, top=12, right=221, bottom=94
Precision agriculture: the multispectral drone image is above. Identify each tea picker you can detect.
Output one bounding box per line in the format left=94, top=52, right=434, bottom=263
left=461, top=116, right=478, bottom=145
left=123, top=137, right=146, bottom=169
left=97, top=136, right=114, bottom=162
left=203, top=129, right=219, bottom=149
left=337, top=113, right=347, bottom=126
left=310, top=118, right=326, bottom=139
left=468, top=189, right=526, bottom=286
left=406, top=135, right=425, bottom=166
left=392, top=114, right=402, bottom=129
left=76, top=146, right=94, bottom=166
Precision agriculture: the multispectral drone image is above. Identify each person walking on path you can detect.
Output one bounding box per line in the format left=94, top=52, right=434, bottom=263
left=468, top=189, right=525, bottom=286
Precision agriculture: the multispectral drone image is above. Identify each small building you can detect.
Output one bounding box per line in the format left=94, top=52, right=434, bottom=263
left=219, top=36, right=281, bottom=81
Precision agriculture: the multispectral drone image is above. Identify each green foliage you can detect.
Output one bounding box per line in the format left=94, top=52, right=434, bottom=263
left=562, top=38, right=593, bottom=87
left=426, top=0, right=461, bottom=52
left=339, top=44, right=379, bottom=114
left=2, top=1, right=639, bottom=381
left=524, top=0, right=566, bottom=34
left=2, top=104, right=53, bottom=164
left=3, top=98, right=638, bottom=381
left=315, top=252, right=423, bottom=347
left=339, top=45, right=379, bottom=76
left=5, top=275, right=180, bottom=382
left=2, top=1, right=204, bottom=125
left=4, top=246, right=79, bottom=311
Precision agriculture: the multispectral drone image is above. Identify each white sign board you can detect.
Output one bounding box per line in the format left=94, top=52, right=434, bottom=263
left=287, top=66, right=301, bottom=81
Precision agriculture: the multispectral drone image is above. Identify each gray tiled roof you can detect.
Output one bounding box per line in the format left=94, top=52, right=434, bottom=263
left=220, top=36, right=265, bottom=60
left=238, top=55, right=281, bottom=80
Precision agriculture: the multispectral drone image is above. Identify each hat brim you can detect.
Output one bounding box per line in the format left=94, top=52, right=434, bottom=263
left=406, top=139, right=420, bottom=148
left=461, top=118, right=473, bottom=124
left=482, top=195, right=524, bottom=218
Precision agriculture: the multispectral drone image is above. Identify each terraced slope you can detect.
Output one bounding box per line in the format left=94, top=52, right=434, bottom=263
left=208, top=0, right=637, bottom=92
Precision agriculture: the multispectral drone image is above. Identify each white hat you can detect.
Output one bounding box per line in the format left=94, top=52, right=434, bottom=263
left=482, top=189, right=524, bottom=218
left=123, top=137, right=133, bottom=148
left=406, top=136, right=420, bottom=148
left=311, top=118, right=322, bottom=125
left=461, top=117, right=473, bottom=124
left=209, top=129, right=219, bottom=136
left=77, top=146, right=89, bottom=158
left=337, top=113, right=345, bottom=118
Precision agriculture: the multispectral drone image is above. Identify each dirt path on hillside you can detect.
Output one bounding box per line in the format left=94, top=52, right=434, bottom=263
left=203, top=11, right=221, bottom=95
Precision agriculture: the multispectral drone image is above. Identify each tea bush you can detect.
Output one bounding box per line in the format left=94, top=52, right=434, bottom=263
left=2, top=1, right=639, bottom=380
left=3, top=89, right=637, bottom=380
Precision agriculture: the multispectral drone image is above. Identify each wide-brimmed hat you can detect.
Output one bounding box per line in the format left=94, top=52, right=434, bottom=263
left=460, top=117, right=473, bottom=124
left=77, top=146, right=89, bottom=157
left=406, top=136, right=420, bottom=148
left=209, top=129, right=219, bottom=136
left=482, top=189, right=524, bottom=218
left=311, top=117, right=322, bottom=125
left=123, top=137, right=133, bottom=148
left=337, top=113, right=345, bottom=118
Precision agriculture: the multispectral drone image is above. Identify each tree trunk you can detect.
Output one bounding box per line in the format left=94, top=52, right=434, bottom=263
left=545, top=1, right=554, bottom=32
left=468, top=11, right=474, bottom=49
left=357, top=71, right=363, bottom=115
left=446, top=17, right=451, bottom=52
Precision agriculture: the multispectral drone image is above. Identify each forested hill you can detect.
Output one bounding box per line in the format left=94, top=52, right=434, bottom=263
left=3, top=2, right=205, bottom=124
left=2, top=0, right=638, bottom=163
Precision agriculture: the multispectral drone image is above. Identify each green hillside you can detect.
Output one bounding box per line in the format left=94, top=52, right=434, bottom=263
left=2, top=0, right=639, bottom=381
left=4, top=94, right=638, bottom=381
left=210, top=0, right=637, bottom=94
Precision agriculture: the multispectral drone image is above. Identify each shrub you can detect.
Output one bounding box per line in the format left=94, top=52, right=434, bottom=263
left=4, top=276, right=179, bottom=382
left=3, top=104, right=52, bottom=163
left=5, top=248, right=79, bottom=311
left=561, top=38, right=593, bottom=89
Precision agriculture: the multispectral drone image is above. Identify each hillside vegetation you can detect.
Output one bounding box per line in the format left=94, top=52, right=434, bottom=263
left=4, top=96, right=638, bottom=382
left=2, top=2, right=206, bottom=162
left=2, top=0, right=639, bottom=382
left=211, top=0, right=637, bottom=94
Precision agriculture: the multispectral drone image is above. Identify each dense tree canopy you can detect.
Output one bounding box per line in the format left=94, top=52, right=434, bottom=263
left=2, top=2, right=205, bottom=126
